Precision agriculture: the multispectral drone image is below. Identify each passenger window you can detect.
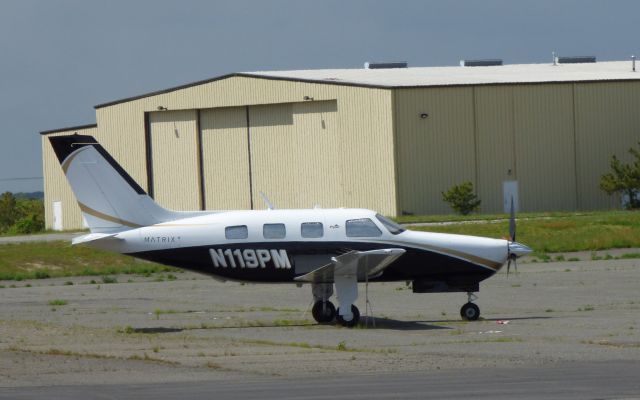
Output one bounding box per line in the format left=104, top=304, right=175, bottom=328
left=346, top=218, right=383, bottom=237
left=301, top=222, right=323, bottom=238
left=263, top=223, right=286, bottom=239
left=225, top=225, right=248, bottom=240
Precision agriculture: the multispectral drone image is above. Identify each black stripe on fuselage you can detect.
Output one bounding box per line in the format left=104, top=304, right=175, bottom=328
left=128, top=241, right=496, bottom=285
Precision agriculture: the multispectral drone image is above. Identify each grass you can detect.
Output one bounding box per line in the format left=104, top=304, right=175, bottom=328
left=407, top=210, right=640, bottom=254
left=394, top=210, right=601, bottom=224
left=48, top=299, right=68, bottom=306
left=0, top=241, right=176, bottom=281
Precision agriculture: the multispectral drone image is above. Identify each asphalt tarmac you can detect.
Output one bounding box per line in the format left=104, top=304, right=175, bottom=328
left=2, top=361, right=639, bottom=399
left=1, top=256, right=639, bottom=399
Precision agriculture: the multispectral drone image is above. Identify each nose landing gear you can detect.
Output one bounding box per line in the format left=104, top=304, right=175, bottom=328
left=460, top=292, right=480, bottom=321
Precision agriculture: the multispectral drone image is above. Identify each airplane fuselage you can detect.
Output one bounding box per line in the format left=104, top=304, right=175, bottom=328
left=92, top=208, right=509, bottom=291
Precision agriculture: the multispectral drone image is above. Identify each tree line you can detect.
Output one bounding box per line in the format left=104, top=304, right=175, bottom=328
left=0, top=192, right=45, bottom=234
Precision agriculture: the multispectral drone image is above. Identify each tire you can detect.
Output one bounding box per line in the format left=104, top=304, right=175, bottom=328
left=460, top=302, right=480, bottom=321
left=312, top=301, right=336, bottom=323
left=336, top=305, right=360, bottom=327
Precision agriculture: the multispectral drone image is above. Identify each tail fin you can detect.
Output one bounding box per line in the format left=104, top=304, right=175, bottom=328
left=49, top=134, right=201, bottom=233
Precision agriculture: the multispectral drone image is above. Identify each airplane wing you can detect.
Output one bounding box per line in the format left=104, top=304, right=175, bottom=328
left=72, top=233, right=122, bottom=245
left=294, top=248, right=405, bottom=283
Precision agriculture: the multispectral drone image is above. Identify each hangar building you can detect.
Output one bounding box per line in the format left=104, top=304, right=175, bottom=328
left=41, top=60, right=640, bottom=230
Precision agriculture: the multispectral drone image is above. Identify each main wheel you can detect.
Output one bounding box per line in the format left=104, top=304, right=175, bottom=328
left=312, top=300, right=336, bottom=323
left=336, top=305, right=360, bottom=327
left=460, top=302, right=480, bottom=321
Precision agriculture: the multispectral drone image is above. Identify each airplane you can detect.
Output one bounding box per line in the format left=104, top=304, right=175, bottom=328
left=49, top=134, right=532, bottom=327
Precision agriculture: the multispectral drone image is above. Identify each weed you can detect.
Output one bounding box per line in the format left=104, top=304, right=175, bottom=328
left=48, top=299, right=68, bottom=306
left=34, top=270, right=50, bottom=279
left=102, top=276, right=117, bottom=284
left=206, top=361, right=222, bottom=369
left=118, top=326, right=135, bottom=334
left=545, top=309, right=554, bottom=313
left=568, top=257, right=580, bottom=262
left=555, top=255, right=565, bottom=262
left=620, top=252, right=640, bottom=259
left=64, top=281, right=74, bottom=285
left=337, top=341, right=347, bottom=351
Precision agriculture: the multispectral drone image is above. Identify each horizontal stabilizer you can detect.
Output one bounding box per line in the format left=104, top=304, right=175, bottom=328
left=72, top=233, right=122, bottom=245
left=294, top=248, right=405, bottom=283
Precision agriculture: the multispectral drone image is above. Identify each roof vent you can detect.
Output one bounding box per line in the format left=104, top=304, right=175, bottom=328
left=364, top=61, right=408, bottom=69
left=557, top=56, right=596, bottom=64
left=460, top=59, right=503, bottom=67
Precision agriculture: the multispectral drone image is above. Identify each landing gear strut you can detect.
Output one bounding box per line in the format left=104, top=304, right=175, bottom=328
left=460, top=292, right=480, bottom=321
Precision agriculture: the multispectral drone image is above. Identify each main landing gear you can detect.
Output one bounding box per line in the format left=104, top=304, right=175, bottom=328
left=460, top=292, right=480, bottom=321
left=311, top=283, right=361, bottom=327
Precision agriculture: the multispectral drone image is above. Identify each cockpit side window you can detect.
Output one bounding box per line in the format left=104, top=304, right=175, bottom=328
left=375, top=214, right=406, bottom=235
left=301, top=222, right=323, bottom=238
left=263, top=223, right=286, bottom=239
left=225, top=225, right=248, bottom=239
left=345, top=218, right=383, bottom=237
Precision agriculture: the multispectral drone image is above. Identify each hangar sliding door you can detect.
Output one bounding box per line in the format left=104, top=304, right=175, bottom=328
left=475, top=86, right=516, bottom=213
left=249, top=101, right=340, bottom=209
left=149, top=110, right=200, bottom=210
left=200, top=107, right=251, bottom=210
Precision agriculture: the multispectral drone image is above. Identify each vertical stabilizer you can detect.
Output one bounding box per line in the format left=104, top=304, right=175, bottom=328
left=49, top=134, right=204, bottom=233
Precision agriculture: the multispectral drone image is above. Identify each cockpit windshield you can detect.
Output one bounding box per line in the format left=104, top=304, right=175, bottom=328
left=375, top=214, right=406, bottom=235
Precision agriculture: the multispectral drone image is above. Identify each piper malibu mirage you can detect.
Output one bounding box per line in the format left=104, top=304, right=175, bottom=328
left=50, top=134, right=532, bottom=327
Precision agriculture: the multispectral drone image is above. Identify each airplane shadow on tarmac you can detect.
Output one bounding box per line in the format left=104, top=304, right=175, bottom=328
left=129, top=316, right=552, bottom=334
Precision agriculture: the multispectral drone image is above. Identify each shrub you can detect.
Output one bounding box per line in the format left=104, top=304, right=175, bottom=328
left=442, top=182, right=481, bottom=215
left=600, top=142, right=640, bottom=209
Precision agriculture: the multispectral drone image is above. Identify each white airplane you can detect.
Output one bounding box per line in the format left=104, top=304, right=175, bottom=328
left=49, top=134, right=532, bottom=327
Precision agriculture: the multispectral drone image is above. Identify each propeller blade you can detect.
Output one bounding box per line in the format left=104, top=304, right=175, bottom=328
left=509, top=196, right=516, bottom=242
left=507, top=258, right=511, bottom=277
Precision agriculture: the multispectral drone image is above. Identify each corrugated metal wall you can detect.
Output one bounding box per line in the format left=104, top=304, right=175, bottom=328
left=42, top=126, right=97, bottom=230
left=200, top=106, right=251, bottom=210
left=44, top=73, right=640, bottom=229
left=395, top=81, right=640, bottom=215
left=44, top=77, right=397, bottom=229
left=513, top=84, right=577, bottom=212
left=94, top=77, right=397, bottom=214
left=574, top=81, right=640, bottom=210
left=474, top=86, right=515, bottom=212
left=394, top=87, right=476, bottom=215
left=249, top=100, right=341, bottom=209
left=149, top=110, right=200, bottom=210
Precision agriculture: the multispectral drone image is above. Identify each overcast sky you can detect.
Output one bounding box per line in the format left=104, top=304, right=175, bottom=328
left=1, top=0, right=639, bottom=193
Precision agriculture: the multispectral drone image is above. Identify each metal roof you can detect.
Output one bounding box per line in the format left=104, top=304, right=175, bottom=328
left=246, top=60, right=640, bottom=88
left=95, top=61, right=640, bottom=109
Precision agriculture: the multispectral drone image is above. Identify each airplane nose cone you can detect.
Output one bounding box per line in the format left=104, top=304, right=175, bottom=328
left=508, top=242, right=532, bottom=257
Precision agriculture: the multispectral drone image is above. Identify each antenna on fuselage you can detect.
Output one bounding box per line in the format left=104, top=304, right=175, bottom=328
left=259, top=192, right=275, bottom=210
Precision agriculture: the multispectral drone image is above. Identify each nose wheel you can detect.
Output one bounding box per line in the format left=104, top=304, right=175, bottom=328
left=460, top=292, right=480, bottom=321
left=336, top=305, right=360, bottom=327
